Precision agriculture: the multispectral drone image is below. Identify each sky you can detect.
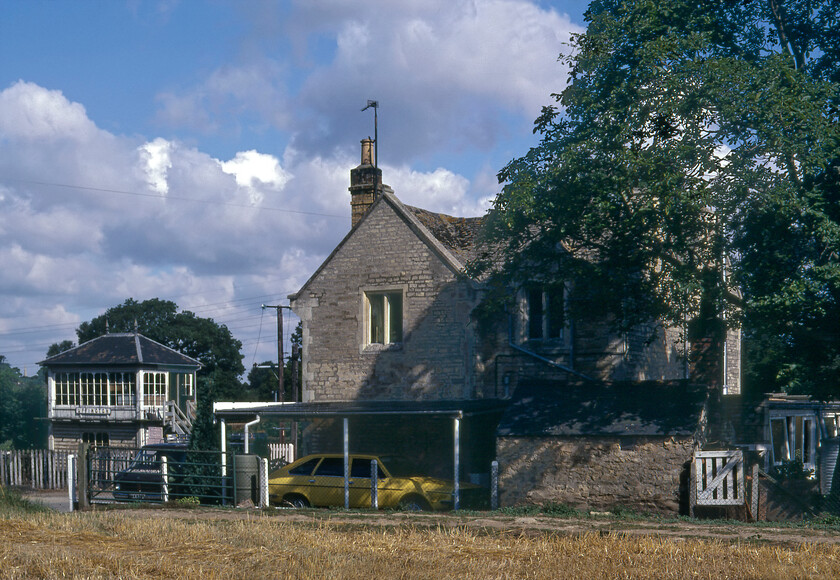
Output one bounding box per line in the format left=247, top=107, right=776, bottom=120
left=0, top=0, right=589, bottom=376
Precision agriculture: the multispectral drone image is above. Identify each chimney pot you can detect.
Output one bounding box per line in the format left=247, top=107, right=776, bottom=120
left=361, top=138, right=374, bottom=166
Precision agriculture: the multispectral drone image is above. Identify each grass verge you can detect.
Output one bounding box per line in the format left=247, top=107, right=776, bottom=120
left=0, top=486, right=52, bottom=517
left=1, top=505, right=840, bottom=578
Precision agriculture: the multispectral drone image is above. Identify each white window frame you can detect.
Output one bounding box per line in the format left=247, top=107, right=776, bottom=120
left=53, top=371, right=137, bottom=408
left=768, top=410, right=818, bottom=475
left=142, top=371, right=168, bottom=408
left=109, top=372, right=137, bottom=407
left=361, top=287, right=405, bottom=350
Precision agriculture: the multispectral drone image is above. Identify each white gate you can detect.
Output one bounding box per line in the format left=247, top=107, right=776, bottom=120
left=691, top=450, right=746, bottom=515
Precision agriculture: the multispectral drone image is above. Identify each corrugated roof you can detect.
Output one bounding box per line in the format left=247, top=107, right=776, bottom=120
left=497, top=380, right=708, bottom=437
left=39, top=333, right=201, bottom=369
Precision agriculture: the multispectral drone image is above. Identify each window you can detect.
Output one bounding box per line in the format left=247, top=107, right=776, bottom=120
left=173, top=373, right=194, bottom=397
left=769, top=413, right=817, bottom=473
left=82, top=432, right=109, bottom=447
left=79, top=373, right=107, bottom=406
left=289, top=457, right=321, bottom=476
left=314, top=457, right=345, bottom=477
left=526, top=285, right=565, bottom=340
left=351, top=458, right=386, bottom=479
left=365, top=291, right=403, bottom=345
left=143, top=372, right=167, bottom=408
left=110, top=372, right=136, bottom=406
left=54, top=372, right=137, bottom=407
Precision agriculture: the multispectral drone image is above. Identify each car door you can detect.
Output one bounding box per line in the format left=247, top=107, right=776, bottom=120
left=307, top=457, right=346, bottom=507
left=269, top=456, right=321, bottom=503
left=348, top=458, right=388, bottom=508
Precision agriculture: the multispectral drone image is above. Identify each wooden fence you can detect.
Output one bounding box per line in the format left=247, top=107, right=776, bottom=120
left=268, top=443, right=295, bottom=469
left=0, top=449, right=70, bottom=489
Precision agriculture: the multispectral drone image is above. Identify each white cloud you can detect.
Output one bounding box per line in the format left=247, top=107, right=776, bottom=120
left=0, top=0, right=581, bottom=371
left=221, top=150, right=290, bottom=205
left=0, top=81, right=341, bottom=368
left=0, top=81, right=99, bottom=141
left=158, top=1, right=579, bottom=168
left=140, top=138, right=173, bottom=195
left=386, top=165, right=477, bottom=217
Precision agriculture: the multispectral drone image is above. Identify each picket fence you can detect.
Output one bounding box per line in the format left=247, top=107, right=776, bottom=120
left=268, top=443, right=295, bottom=468
left=0, top=449, right=70, bottom=489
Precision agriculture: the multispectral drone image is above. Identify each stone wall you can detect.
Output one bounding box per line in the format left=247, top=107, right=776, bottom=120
left=496, top=436, right=695, bottom=514
left=477, top=321, right=691, bottom=398
left=292, top=198, right=482, bottom=402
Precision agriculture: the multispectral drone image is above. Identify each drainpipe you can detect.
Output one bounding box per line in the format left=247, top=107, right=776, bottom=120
left=722, top=331, right=729, bottom=395
left=220, top=418, right=227, bottom=479
left=244, top=415, right=261, bottom=454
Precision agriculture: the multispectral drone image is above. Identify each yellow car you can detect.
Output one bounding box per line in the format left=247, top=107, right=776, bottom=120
left=268, top=454, right=481, bottom=511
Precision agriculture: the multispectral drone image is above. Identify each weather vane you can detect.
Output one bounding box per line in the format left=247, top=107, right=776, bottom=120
left=361, top=99, right=378, bottom=170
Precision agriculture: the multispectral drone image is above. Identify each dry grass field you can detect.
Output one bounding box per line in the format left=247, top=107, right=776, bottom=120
left=4, top=489, right=840, bottom=579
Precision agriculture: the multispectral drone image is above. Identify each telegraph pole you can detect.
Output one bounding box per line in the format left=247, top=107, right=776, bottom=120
left=261, top=304, right=289, bottom=402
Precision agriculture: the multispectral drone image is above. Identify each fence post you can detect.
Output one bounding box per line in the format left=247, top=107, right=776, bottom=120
left=259, top=457, right=269, bottom=508
left=161, top=456, right=169, bottom=503
left=37, top=450, right=43, bottom=489
left=12, top=451, right=19, bottom=486
left=751, top=463, right=759, bottom=521
left=490, top=460, right=499, bottom=511
left=689, top=455, right=697, bottom=518
left=371, top=459, right=378, bottom=510
left=77, top=443, right=89, bottom=510
left=68, top=454, right=77, bottom=512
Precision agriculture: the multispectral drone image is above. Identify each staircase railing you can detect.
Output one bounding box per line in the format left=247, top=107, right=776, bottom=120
left=165, top=401, right=193, bottom=438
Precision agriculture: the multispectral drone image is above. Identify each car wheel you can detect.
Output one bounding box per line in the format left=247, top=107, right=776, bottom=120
left=398, top=495, right=430, bottom=511
left=283, top=495, right=310, bottom=508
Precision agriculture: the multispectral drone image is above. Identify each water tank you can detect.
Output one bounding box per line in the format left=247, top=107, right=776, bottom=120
left=234, top=454, right=260, bottom=505
left=820, top=437, right=840, bottom=495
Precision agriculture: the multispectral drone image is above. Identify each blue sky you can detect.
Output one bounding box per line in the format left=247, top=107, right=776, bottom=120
left=0, top=0, right=588, bottom=375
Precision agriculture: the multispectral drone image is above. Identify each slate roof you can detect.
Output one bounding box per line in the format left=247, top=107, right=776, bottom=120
left=39, top=333, right=201, bottom=369
left=405, top=206, right=485, bottom=266
left=497, top=380, right=708, bottom=437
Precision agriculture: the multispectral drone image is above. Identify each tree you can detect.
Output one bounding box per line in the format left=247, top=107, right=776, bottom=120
left=0, top=358, right=47, bottom=449
left=242, top=322, right=303, bottom=402
left=71, top=298, right=245, bottom=400
left=46, top=340, right=75, bottom=358
left=477, top=0, right=840, bottom=397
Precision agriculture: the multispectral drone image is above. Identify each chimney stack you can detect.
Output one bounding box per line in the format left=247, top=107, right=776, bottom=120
left=349, top=138, right=391, bottom=228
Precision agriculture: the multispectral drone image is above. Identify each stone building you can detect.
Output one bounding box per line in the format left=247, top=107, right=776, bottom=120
left=287, top=138, right=739, bottom=511
left=40, top=332, right=200, bottom=451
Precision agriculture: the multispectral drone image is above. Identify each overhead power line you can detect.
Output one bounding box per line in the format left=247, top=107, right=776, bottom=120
left=9, top=178, right=345, bottom=219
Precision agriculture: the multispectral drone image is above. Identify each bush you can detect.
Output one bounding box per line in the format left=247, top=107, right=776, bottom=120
left=773, top=460, right=814, bottom=481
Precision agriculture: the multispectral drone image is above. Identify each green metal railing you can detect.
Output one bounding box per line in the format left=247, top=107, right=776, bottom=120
left=86, top=446, right=232, bottom=506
